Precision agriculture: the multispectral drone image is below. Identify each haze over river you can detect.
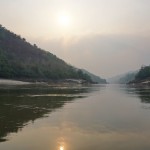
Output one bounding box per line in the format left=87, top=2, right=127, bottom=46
left=0, top=84, right=150, bottom=150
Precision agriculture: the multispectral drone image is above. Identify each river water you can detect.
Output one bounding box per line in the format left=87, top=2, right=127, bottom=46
left=0, top=84, right=150, bottom=150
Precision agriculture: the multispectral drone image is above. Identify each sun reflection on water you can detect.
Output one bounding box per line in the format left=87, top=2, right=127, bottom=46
left=59, top=146, right=64, bottom=150
left=57, top=137, right=66, bottom=150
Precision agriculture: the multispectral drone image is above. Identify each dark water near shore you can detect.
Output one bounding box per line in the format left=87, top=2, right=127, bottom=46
left=0, top=84, right=150, bottom=150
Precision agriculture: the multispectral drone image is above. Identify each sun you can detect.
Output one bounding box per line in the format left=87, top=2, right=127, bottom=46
left=58, top=13, right=71, bottom=27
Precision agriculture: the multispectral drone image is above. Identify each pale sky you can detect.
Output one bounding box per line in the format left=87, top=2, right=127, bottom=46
left=0, top=0, right=150, bottom=78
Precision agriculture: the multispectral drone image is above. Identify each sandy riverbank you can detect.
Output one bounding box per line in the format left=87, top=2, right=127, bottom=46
left=0, top=79, right=30, bottom=85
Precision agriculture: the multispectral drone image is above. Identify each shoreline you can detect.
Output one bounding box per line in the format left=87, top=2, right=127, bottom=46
left=0, top=79, right=30, bottom=85
left=0, top=79, right=93, bottom=86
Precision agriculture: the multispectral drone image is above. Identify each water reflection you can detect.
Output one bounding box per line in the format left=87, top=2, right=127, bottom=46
left=0, top=84, right=93, bottom=142
left=59, top=146, right=64, bottom=150
left=136, top=89, right=150, bottom=104
left=57, top=137, right=66, bottom=150
left=125, top=86, right=150, bottom=104
left=1, top=84, right=150, bottom=150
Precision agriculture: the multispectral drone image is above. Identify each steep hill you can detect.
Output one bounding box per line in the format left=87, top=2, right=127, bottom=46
left=82, top=69, right=107, bottom=84
left=0, top=25, right=91, bottom=82
left=129, top=65, right=150, bottom=85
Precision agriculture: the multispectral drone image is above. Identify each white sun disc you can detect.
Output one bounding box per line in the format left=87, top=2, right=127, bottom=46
left=58, top=14, right=71, bottom=27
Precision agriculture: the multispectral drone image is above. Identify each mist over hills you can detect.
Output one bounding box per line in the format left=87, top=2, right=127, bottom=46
left=108, top=65, right=150, bottom=85
left=0, top=25, right=106, bottom=83
left=107, top=71, right=138, bottom=84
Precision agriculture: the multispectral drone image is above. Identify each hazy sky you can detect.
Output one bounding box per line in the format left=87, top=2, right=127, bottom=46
left=0, top=0, right=150, bottom=78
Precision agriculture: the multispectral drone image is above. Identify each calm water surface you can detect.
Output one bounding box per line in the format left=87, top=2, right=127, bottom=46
left=0, top=84, right=150, bottom=150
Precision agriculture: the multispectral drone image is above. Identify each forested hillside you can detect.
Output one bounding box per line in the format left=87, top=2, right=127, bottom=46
left=0, top=25, right=91, bottom=82
left=128, top=65, right=150, bottom=85
left=135, top=66, right=150, bottom=80
left=82, top=69, right=107, bottom=84
left=129, top=66, right=150, bottom=84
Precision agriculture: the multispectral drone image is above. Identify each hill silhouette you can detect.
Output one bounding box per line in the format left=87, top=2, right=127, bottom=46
left=0, top=25, right=92, bottom=82
left=129, top=65, right=150, bottom=85
left=82, top=69, right=107, bottom=84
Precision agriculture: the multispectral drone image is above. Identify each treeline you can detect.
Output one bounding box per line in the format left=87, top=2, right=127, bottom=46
left=135, top=65, right=150, bottom=81
left=81, top=69, right=107, bottom=84
left=128, top=65, right=150, bottom=84
left=0, top=25, right=91, bottom=82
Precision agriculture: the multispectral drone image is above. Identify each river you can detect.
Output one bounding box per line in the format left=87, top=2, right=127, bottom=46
left=0, top=84, right=150, bottom=150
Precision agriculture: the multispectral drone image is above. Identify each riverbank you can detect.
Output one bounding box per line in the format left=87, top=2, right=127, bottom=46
left=128, top=78, right=150, bottom=86
left=0, top=79, right=30, bottom=85
left=0, top=79, right=92, bottom=86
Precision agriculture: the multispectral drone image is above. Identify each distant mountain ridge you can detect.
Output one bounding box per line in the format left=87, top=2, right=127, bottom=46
left=108, top=65, right=150, bottom=85
left=107, top=71, right=138, bottom=84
